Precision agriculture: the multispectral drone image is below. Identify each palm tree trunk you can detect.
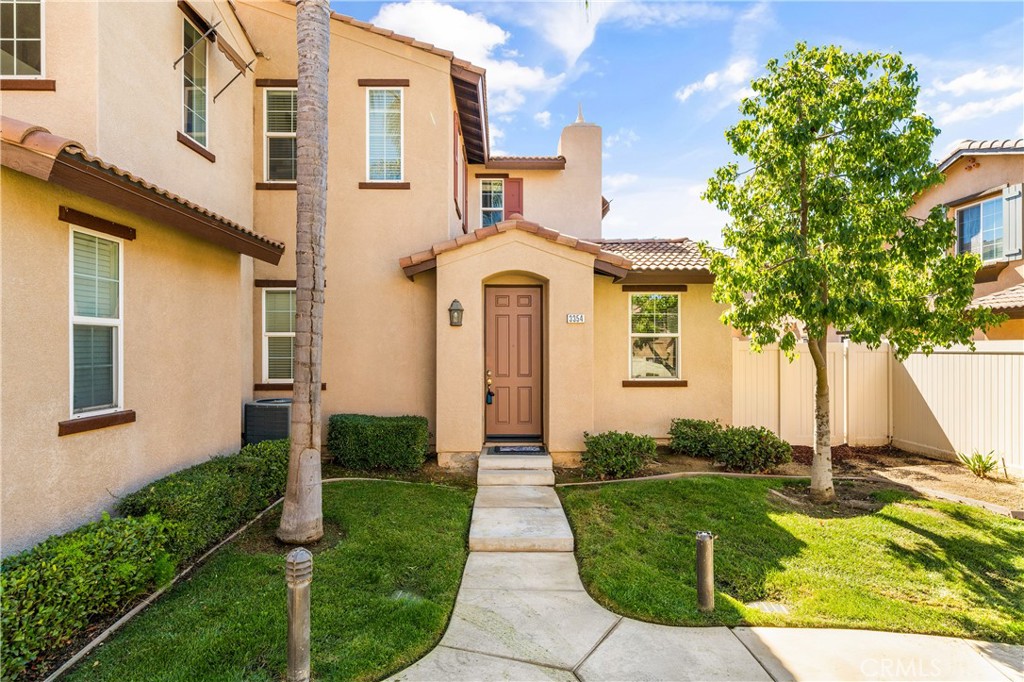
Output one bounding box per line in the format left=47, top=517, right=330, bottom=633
left=806, top=335, right=835, bottom=503
left=278, top=0, right=329, bottom=544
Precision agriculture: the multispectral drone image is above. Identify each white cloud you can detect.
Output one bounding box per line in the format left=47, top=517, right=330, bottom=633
left=603, top=173, right=640, bottom=190
left=371, top=2, right=564, bottom=116
left=676, top=57, right=757, bottom=103
left=935, top=90, right=1024, bottom=126
left=516, top=1, right=730, bottom=68
left=533, top=111, right=552, bottom=128
left=605, top=128, right=639, bottom=149
left=933, top=65, right=1023, bottom=97
left=602, top=178, right=727, bottom=246
left=674, top=2, right=774, bottom=110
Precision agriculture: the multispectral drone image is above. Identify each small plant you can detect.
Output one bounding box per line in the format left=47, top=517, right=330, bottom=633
left=957, top=450, right=998, bottom=479
left=582, top=431, right=657, bottom=479
left=710, top=426, right=792, bottom=473
left=668, top=418, right=723, bottom=457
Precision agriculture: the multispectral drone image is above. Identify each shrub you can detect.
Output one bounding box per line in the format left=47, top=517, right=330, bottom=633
left=116, top=439, right=289, bottom=562
left=710, top=426, right=792, bottom=473
left=582, top=431, right=657, bottom=479
left=0, top=514, right=173, bottom=680
left=957, top=450, right=998, bottom=479
left=668, top=418, right=723, bottom=457
left=327, top=414, right=429, bottom=471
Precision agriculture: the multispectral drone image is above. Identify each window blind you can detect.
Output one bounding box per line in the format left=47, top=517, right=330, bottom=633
left=368, top=89, right=402, bottom=181
left=72, top=232, right=120, bottom=413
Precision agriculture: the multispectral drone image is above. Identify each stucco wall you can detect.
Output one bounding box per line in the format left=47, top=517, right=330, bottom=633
left=465, top=122, right=604, bottom=240
left=0, top=170, right=245, bottom=556
left=593, top=279, right=733, bottom=443
left=1, top=0, right=256, bottom=227
left=0, top=1, right=99, bottom=149
left=910, top=154, right=1024, bottom=305
left=434, top=231, right=596, bottom=466
left=239, top=1, right=452, bottom=427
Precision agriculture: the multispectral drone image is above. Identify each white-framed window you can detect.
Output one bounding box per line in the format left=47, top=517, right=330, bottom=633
left=366, top=88, right=403, bottom=181
left=263, top=288, right=296, bottom=382
left=956, top=196, right=1003, bottom=262
left=629, top=293, right=680, bottom=379
left=0, top=0, right=43, bottom=77
left=70, top=228, right=123, bottom=416
left=265, top=88, right=297, bottom=181
left=481, top=179, right=504, bottom=227
left=182, top=17, right=208, bottom=147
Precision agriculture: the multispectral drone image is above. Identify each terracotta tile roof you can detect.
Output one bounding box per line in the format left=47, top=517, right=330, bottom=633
left=597, top=238, right=710, bottom=271
left=488, top=155, right=566, bottom=162
left=937, top=138, right=1024, bottom=171
left=970, top=283, right=1024, bottom=315
left=399, top=214, right=632, bottom=276
left=0, top=116, right=284, bottom=263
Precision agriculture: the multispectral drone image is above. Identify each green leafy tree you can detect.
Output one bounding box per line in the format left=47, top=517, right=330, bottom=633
left=702, top=43, right=1003, bottom=503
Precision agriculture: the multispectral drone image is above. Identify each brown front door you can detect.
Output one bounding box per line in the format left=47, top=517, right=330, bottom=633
left=485, top=286, right=542, bottom=438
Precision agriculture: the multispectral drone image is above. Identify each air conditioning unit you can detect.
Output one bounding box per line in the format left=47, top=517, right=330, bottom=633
left=244, top=398, right=292, bottom=445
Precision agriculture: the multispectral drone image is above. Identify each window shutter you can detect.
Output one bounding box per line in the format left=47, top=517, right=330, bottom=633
left=504, top=178, right=523, bottom=218
left=1004, top=183, right=1022, bottom=259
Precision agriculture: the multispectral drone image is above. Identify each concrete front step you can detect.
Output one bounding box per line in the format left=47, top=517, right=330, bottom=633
left=477, top=469, right=555, bottom=486
left=468, top=507, right=574, bottom=552
left=478, top=454, right=553, bottom=471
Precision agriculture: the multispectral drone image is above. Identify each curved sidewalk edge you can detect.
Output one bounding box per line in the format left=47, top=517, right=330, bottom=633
left=390, top=482, right=1022, bottom=682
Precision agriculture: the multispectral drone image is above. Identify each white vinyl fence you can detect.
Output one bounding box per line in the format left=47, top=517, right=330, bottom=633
left=733, top=339, right=1024, bottom=476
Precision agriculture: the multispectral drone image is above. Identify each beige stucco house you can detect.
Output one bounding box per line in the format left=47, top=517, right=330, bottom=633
left=909, top=139, right=1024, bottom=339
left=1, top=0, right=729, bottom=554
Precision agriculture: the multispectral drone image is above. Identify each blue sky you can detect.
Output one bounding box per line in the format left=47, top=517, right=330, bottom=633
left=334, top=1, right=1024, bottom=245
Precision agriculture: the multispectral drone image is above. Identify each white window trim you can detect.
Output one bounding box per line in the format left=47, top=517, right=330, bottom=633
left=480, top=178, right=504, bottom=228
left=627, top=293, right=681, bottom=380
left=365, top=87, right=404, bottom=182
left=263, top=87, right=298, bottom=182
left=262, top=287, right=295, bottom=383
left=1, top=0, right=45, bottom=79
left=68, top=226, right=124, bottom=418
left=181, top=16, right=210, bottom=149
left=955, top=194, right=1005, bottom=263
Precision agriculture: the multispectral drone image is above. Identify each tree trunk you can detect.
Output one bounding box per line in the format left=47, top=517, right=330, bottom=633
left=805, top=335, right=835, bottom=503
left=278, top=0, right=329, bottom=544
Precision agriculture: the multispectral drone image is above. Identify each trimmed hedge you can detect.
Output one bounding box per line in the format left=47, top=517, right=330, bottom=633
left=582, top=431, right=657, bottom=479
left=116, top=439, right=289, bottom=562
left=327, top=414, right=429, bottom=471
left=0, top=439, right=290, bottom=681
left=668, top=418, right=723, bottom=457
left=668, top=418, right=792, bottom=473
left=0, top=514, right=173, bottom=680
left=711, top=425, right=792, bottom=473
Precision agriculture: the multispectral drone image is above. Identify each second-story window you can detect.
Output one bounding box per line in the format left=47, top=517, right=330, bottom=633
left=182, top=18, right=208, bottom=146
left=0, top=0, right=43, bottom=77
left=957, top=196, right=1003, bottom=262
left=367, top=88, right=403, bottom=181
left=481, top=179, right=504, bottom=227
left=265, top=89, right=297, bottom=182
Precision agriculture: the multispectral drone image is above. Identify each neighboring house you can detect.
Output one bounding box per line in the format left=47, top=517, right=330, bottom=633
left=909, top=139, right=1024, bottom=339
left=1, top=0, right=729, bottom=554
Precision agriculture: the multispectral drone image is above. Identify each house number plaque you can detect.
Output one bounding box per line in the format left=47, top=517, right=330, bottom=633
left=566, top=313, right=585, bottom=324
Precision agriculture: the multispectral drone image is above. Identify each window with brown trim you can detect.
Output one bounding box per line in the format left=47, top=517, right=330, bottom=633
left=629, top=293, right=680, bottom=380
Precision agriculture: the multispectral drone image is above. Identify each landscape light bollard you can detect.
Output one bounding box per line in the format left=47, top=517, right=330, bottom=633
left=286, top=547, right=313, bottom=682
left=696, top=531, right=714, bottom=613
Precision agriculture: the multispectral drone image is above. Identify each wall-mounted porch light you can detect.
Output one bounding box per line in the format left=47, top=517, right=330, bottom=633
left=448, top=299, right=464, bottom=326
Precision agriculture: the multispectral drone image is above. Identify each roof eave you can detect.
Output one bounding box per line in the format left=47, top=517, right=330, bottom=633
left=938, top=147, right=1024, bottom=173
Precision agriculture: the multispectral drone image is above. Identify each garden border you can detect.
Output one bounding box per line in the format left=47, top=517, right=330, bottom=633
left=555, top=471, right=1016, bottom=518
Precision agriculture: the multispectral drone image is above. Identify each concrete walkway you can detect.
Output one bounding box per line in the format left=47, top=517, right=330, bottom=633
left=391, top=463, right=1022, bottom=681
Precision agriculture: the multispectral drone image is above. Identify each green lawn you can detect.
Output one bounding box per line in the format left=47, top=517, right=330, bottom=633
left=66, top=481, right=474, bottom=682
left=559, top=477, right=1023, bottom=643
